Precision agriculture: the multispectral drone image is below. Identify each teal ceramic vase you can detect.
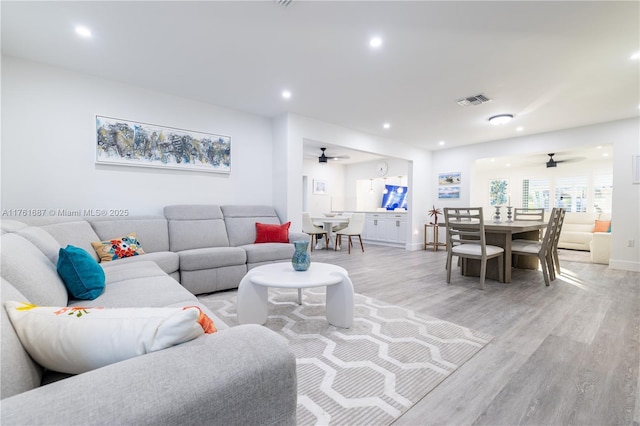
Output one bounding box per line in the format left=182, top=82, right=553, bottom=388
left=292, top=240, right=311, bottom=271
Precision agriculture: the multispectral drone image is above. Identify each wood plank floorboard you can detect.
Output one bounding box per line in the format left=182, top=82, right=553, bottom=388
left=306, top=245, right=640, bottom=425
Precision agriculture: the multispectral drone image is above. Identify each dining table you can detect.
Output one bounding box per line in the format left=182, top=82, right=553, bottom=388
left=460, top=220, right=548, bottom=283
left=310, top=216, right=350, bottom=250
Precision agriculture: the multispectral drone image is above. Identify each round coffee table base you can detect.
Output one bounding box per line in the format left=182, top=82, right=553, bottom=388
left=237, top=262, right=354, bottom=328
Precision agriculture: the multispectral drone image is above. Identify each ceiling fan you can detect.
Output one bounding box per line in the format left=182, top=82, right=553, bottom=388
left=317, top=147, right=350, bottom=164
left=545, top=152, right=587, bottom=168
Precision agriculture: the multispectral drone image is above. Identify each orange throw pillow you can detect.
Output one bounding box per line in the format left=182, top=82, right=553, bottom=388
left=183, top=306, right=216, bottom=334
left=254, top=222, right=291, bottom=243
left=593, top=220, right=611, bottom=233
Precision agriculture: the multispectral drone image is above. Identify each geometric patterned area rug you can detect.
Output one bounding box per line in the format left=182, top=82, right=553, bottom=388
left=198, top=288, right=492, bottom=426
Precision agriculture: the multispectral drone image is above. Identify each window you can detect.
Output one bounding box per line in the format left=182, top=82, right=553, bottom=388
left=522, top=178, right=550, bottom=211
left=555, top=176, right=587, bottom=212
left=593, top=174, right=613, bottom=213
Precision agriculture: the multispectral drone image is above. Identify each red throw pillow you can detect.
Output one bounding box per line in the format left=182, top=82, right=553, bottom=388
left=254, top=222, right=291, bottom=243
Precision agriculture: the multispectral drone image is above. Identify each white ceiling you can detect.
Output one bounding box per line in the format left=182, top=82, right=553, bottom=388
left=2, top=1, right=639, bottom=160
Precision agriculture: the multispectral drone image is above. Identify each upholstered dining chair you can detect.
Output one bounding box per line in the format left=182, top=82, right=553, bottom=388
left=510, top=208, right=560, bottom=286
left=514, top=208, right=545, bottom=221
left=514, top=208, right=545, bottom=239
left=332, top=212, right=352, bottom=233
left=549, top=208, right=566, bottom=280
left=335, top=212, right=365, bottom=254
left=302, top=212, right=328, bottom=251
left=443, top=207, right=504, bottom=290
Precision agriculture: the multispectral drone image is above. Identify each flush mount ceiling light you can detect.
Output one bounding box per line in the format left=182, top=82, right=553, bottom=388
left=75, top=25, right=92, bottom=38
left=369, top=37, right=382, bottom=48
left=488, top=114, right=514, bottom=126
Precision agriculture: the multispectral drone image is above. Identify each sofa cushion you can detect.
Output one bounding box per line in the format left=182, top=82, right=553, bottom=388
left=88, top=217, right=170, bottom=253
left=1, top=279, right=43, bottom=399
left=101, top=260, right=169, bottom=285
left=40, top=221, right=102, bottom=262
left=242, top=243, right=295, bottom=264
left=91, top=232, right=146, bottom=262
left=178, top=247, right=247, bottom=271
left=16, top=226, right=62, bottom=264
left=5, top=301, right=214, bottom=375
left=70, top=262, right=198, bottom=308
left=0, top=233, right=69, bottom=307
left=100, top=251, right=179, bottom=275
left=221, top=205, right=283, bottom=247
left=255, top=222, right=291, bottom=243
left=57, top=245, right=105, bottom=300
left=165, top=205, right=230, bottom=251
left=0, top=219, right=28, bottom=234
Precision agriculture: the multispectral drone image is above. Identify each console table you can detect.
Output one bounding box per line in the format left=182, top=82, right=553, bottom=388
left=424, top=223, right=446, bottom=251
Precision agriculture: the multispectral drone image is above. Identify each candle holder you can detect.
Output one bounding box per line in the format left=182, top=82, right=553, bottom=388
left=506, top=206, right=513, bottom=223
left=493, top=205, right=502, bottom=223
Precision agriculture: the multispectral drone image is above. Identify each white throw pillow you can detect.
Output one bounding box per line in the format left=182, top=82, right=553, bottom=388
left=4, top=301, right=214, bottom=374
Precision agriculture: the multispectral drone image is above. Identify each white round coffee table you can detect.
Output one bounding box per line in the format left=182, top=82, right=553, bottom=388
left=237, top=262, right=354, bottom=328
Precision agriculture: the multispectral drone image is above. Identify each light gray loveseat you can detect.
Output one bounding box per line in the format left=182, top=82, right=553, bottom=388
left=0, top=205, right=302, bottom=425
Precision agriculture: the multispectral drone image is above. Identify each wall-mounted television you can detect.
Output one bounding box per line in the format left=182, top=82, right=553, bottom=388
left=381, top=185, right=408, bottom=210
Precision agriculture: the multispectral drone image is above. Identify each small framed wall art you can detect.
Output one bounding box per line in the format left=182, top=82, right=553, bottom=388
left=313, top=179, right=328, bottom=195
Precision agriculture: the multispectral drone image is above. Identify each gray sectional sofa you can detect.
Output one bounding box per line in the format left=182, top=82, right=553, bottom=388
left=0, top=205, right=303, bottom=425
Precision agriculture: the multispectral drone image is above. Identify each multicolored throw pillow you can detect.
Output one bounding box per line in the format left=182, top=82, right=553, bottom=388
left=91, top=232, right=145, bottom=262
left=4, top=301, right=216, bottom=375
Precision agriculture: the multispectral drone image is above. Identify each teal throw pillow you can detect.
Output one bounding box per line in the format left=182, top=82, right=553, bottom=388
left=57, top=245, right=105, bottom=300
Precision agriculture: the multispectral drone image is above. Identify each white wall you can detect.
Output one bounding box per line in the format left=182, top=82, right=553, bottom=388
left=1, top=56, right=274, bottom=216
left=276, top=114, right=432, bottom=250
left=432, top=118, right=640, bottom=271
left=302, top=158, right=346, bottom=216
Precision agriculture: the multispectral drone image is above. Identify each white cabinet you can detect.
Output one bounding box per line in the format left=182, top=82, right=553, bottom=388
left=364, top=213, right=385, bottom=241
left=385, top=214, right=407, bottom=244
left=362, top=212, right=407, bottom=246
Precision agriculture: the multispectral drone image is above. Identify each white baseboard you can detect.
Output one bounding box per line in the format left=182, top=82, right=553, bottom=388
left=609, top=259, right=640, bottom=272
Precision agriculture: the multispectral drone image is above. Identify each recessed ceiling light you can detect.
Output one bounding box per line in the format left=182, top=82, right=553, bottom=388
left=383, top=123, right=390, bottom=129
left=630, top=51, right=640, bottom=60
left=282, top=90, right=292, bottom=99
left=369, top=37, right=382, bottom=48
left=490, top=158, right=495, bottom=162
left=506, top=163, right=511, bottom=167
left=596, top=145, right=603, bottom=149
left=603, top=153, right=609, bottom=157
left=516, top=126, right=524, bottom=132
left=488, top=114, right=514, bottom=126
left=75, top=25, right=92, bottom=38
left=438, top=141, right=445, bottom=146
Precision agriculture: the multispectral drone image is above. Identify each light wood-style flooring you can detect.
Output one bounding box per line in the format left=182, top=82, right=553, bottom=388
left=307, top=243, right=640, bottom=426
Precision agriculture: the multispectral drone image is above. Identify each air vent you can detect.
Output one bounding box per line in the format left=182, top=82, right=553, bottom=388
left=277, top=0, right=293, bottom=6
left=456, top=94, right=492, bottom=107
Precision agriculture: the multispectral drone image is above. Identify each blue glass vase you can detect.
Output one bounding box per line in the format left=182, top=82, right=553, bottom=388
left=292, top=240, right=311, bottom=271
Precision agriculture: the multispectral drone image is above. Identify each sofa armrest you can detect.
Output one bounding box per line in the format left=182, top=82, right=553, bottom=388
left=1, top=325, right=297, bottom=426
left=590, top=232, right=611, bottom=264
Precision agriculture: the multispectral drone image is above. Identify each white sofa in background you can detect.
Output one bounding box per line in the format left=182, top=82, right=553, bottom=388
left=590, top=232, right=612, bottom=264
left=557, top=212, right=611, bottom=251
